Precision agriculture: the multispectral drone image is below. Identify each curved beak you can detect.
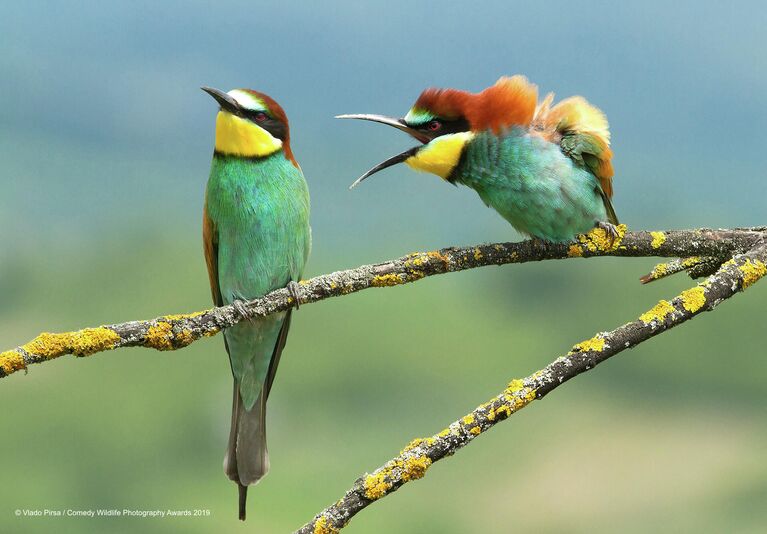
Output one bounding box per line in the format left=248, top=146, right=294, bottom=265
left=336, top=113, right=429, bottom=189
left=201, top=86, right=240, bottom=114
left=336, top=114, right=431, bottom=144
left=348, top=146, right=419, bottom=189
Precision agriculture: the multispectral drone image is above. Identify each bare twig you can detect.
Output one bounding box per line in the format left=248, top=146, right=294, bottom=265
left=295, top=242, right=767, bottom=534
left=1, top=226, right=765, bottom=379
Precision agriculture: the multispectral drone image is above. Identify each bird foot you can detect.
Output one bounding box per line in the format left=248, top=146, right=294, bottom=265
left=232, top=299, right=253, bottom=320
left=595, top=221, right=619, bottom=247
left=287, top=281, right=302, bottom=309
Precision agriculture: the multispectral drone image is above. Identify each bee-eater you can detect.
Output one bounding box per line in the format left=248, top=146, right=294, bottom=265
left=201, top=87, right=310, bottom=521
left=339, top=76, right=618, bottom=242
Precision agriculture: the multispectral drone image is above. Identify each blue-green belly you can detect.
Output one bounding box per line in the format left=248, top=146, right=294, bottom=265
left=454, top=129, right=607, bottom=242
left=205, top=153, right=310, bottom=408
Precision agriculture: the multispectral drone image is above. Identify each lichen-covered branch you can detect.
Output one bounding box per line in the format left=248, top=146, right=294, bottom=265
left=295, top=242, right=767, bottom=534
left=639, top=256, right=717, bottom=283
left=1, top=225, right=765, bottom=379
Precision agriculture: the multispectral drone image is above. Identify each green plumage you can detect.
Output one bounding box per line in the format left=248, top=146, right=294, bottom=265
left=453, top=129, right=616, bottom=242
left=205, top=151, right=310, bottom=488
left=206, top=153, right=310, bottom=407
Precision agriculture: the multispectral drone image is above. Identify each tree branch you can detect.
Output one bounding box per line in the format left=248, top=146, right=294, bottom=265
left=295, top=241, right=767, bottom=534
left=1, top=225, right=765, bottom=379
left=2, top=226, right=765, bottom=532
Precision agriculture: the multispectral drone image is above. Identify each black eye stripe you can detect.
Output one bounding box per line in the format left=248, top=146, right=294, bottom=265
left=407, top=116, right=470, bottom=141
left=242, top=108, right=269, bottom=120
left=238, top=109, right=287, bottom=141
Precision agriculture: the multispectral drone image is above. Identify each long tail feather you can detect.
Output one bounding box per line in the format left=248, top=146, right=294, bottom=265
left=235, top=388, right=269, bottom=484
left=238, top=484, right=248, bottom=521
left=224, top=382, right=269, bottom=520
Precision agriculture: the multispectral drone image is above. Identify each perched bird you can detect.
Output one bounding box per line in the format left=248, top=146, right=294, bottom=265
left=201, top=87, right=310, bottom=521
left=338, top=76, right=618, bottom=242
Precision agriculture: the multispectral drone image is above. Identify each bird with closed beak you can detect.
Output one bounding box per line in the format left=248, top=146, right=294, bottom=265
left=201, top=86, right=310, bottom=521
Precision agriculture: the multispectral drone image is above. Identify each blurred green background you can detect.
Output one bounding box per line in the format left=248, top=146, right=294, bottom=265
left=1, top=1, right=766, bottom=532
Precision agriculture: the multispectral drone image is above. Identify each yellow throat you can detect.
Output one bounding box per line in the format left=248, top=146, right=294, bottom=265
left=214, top=111, right=282, bottom=157
left=405, top=132, right=474, bottom=179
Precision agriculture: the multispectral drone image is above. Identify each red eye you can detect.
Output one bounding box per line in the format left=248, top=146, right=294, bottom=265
left=254, top=112, right=267, bottom=122
left=427, top=120, right=442, bottom=131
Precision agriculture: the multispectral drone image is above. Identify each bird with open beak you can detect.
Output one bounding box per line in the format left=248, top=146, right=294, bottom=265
left=338, top=75, right=618, bottom=243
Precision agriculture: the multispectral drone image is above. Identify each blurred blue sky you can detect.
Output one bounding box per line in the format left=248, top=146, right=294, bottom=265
left=1, top=1, right=765, bottom=266
left=1, top=4, right=766, bottom=532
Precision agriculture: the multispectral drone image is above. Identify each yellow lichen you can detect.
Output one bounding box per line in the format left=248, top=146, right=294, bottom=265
left=313, top=516, right=338, bottom=534
left=462, top=414, right=475, bottom=425
left=648, top=262, right=669, bottom=280
left=162, top=310, right=208, bottom=321
left=427, top=250, right=450, bottom=264
left=400, top=438, right=424, bottom=455
left=175, top=329, right=195, bottom=347
left=502, top=378, right=537, bottom=413
left=363, top=454, right=432, bottom=500
left=682, top=256, right=701, bottom=268
left=401, top=455, right=432, bottom=481
left=739, top=258, right=767, bottom=289
left=408, top=269, right=425, bottom=281
left=492, top=405, right=512, bottom=420
left=144, top=322, right=174, bottom=351
left=407, top=255, right=426, bottom=267
left=639, top=299, right=676, bottom=324
left=20, top=333, right=70, bottom=358
left=567, top=244, right=583, bottom=257
left=74, top=328, right=121, bottom=354
left=20, top=327, right=120, bottom=358
left=504, top=386, right=538, bottom=413
left=650, top=231, right=666, bottom=249
left=679, top=286, right=706, bottom=313
left=370, top=274, right=403, bottom=287
left=437, top=428, right=451, bottom=438
left=364, top=471, right=390, bottom=500
left=0, top=350, right=26, bottom=374
left=469, top=426, right=481, bottom=435
left=577, top=224, right=626, bottom=252
left=570, top=335, right=606, bottom=354
left=144, top=322, right=198, bottom=350
left=473, top=248, right=483, bottom=260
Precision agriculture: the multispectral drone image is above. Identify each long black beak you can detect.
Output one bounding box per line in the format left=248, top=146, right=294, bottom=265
left=336, top=113, right=428, bottom=189
left=201, top=86, right=240, bottom=114
left=336, top=114, right=431, bottom=144
left=348, top=146, right=419, bottom=189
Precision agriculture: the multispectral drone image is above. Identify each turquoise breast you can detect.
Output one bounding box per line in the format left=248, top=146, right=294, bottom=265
left=205, top=152, right=310, bottom=408
left=453, top=129, right=607, bottom=242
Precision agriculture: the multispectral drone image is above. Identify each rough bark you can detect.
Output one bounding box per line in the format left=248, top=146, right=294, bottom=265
left=2, top=225, right=765, bottom=379
left=295, top=241, right=767, bottom=534
left=1, top=225, right=765, bottom=533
